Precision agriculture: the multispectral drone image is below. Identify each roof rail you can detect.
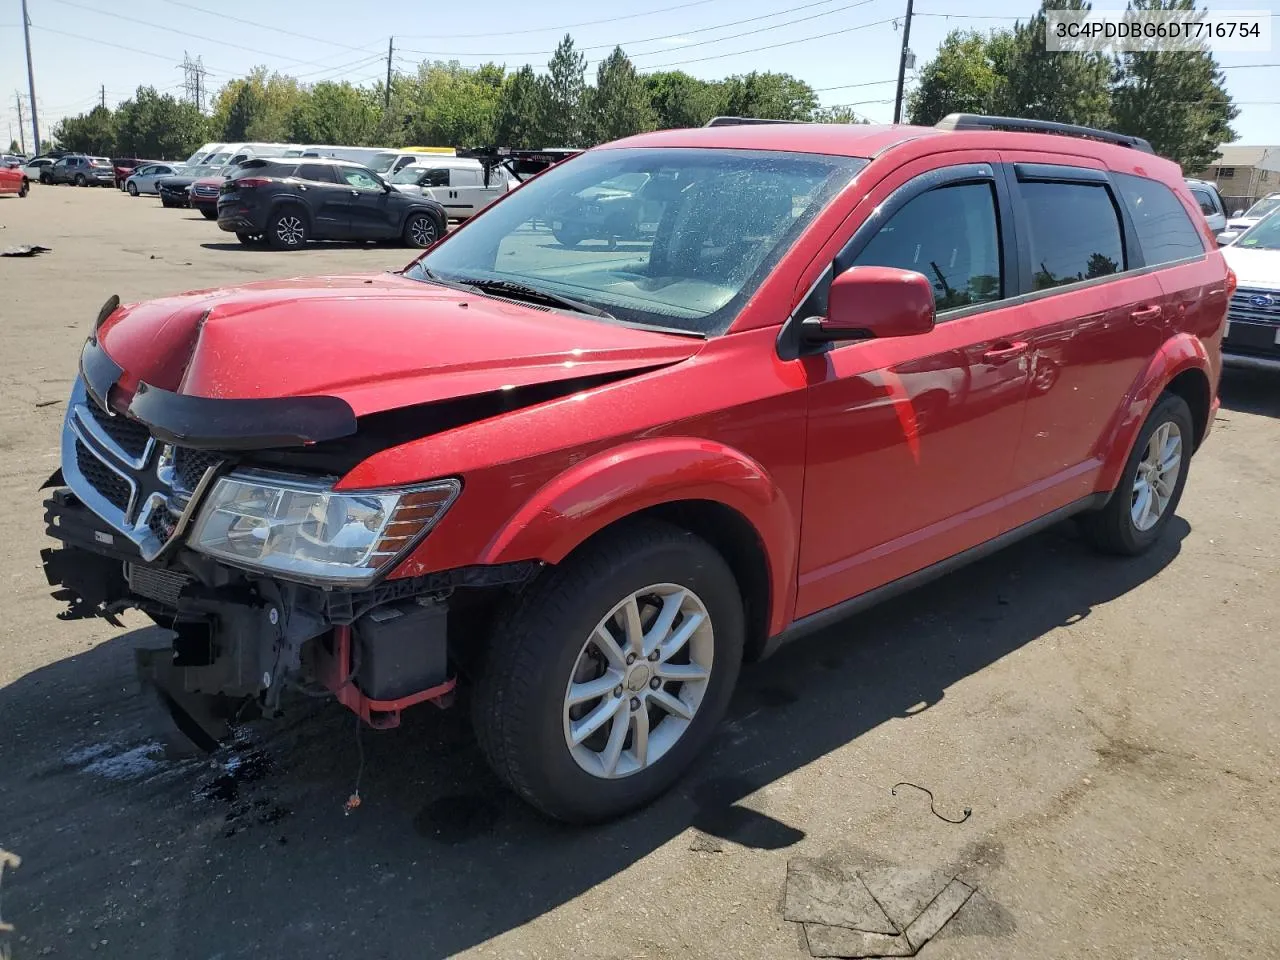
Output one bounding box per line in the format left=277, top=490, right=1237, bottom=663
left=935, top=113, right=1155, bottom=154
left=704, top=116, right=806, bottom=127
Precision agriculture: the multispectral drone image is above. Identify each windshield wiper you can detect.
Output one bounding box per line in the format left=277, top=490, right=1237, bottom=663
left=456, top=277, right=617, bottom=320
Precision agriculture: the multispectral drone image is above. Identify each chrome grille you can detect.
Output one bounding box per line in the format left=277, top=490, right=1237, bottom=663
left=81, top=401, right=151, bottom=460
left=1229, top=289, right=1280, bottom=325
left=74, top=436, right=132, bottom=512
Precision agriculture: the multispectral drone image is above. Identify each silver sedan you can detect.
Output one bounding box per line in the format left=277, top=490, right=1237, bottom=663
left=125, top=163, right=184, bottom=196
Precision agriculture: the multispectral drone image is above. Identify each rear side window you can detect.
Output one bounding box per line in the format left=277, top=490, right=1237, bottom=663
left=852, top=182, right=1003, bottom=312
left=1019, top=181, right=1124, bottom=290
left=1115, top=173, right=1205, bottom=265
left=297, top=163, right=338, bottom=184
left=1189, top=187, right=1219, bottom=217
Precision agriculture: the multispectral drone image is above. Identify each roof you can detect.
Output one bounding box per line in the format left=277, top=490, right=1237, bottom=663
left=1208, top=145, right=1280, bottom=171
left=608, top=123, right=940, bottom=158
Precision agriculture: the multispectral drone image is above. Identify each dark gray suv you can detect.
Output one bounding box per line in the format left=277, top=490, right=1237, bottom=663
left=48, top=155, right=116, bottom=187
left=217, top=158, right=448, bottom=250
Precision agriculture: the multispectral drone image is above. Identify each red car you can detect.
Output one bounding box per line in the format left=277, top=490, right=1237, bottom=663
left=188, top=175, right=223, bottom=219
left=0, top=159, right=28, bottom=197
left=43, top=114, right=1228, bottom=823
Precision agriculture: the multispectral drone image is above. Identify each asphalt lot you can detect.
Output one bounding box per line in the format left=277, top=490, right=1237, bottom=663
left=1, top=184, right=1278, bottom=960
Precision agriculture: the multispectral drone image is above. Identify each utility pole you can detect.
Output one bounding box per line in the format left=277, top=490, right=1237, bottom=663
left=22, top=0, right=40, bottom=154
left=100, top=85, right=106, bottom=110
left=892, top=0, right=915, bottom=125
left=15, top=94, right=26, bottom=154
left=384, top=37, right=394, bottom=114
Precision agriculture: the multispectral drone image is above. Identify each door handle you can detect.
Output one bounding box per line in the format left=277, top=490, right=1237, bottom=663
left=298, top=184, right=308, bottom=191
left=1130, top=305, right=1162, bottom=323
left=982, top=341, right=1029, bottom=363
left=351, top=189, right=360, bottom=196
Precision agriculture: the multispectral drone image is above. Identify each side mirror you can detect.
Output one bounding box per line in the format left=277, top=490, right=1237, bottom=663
left=1217, top=232, right=1234, bottom=246
left=802, top=266, right=936, bottom=344
left=1232, top=209, right=1245, bottom=218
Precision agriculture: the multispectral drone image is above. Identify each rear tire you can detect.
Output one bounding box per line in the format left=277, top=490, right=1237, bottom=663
left=127, top=182, right=138, bottom=196
left=75, top=173, right=87, bottom=187
left=200, top=208, right=218, bottom=221
left=1080, top=392, right=1193, bottom=556
left=402, top=212, right=440, bottom=248
left=267, top=206, right=308, bottom=250
left=472, top=520, right=744, bottom=823
left=553, top=225, right=585, bottom=247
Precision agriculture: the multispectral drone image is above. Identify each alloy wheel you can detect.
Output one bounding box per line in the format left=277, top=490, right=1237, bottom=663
left=562, top=583, right=714, bottom=780
left=410, top=216, right=437, bottom=246
left=275, top=216, right=304, bottom=246
left=1131, top=420, right=1182, bottom=532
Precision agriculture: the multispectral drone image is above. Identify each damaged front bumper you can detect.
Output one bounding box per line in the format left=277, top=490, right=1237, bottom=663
left=43, top=364, right=538, bottom=748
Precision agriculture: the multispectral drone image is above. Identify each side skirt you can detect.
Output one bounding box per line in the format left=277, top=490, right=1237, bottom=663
left=763, top=493, right=1109, bottom=657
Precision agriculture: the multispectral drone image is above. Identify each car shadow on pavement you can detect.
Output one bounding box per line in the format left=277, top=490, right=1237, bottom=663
left=0, top=516, right=1187, bottom=959
left=199, top=241, right=384, bottom=253
left=1219, top=368, right=1280, bottom=418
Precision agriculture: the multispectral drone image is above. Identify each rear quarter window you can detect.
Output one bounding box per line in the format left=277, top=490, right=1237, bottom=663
left=1115, top=173, right=1206, bottom=266
left=296, top=163, right=338, bottom=183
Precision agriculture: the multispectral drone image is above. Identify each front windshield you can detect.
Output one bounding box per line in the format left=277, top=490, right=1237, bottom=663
left=1233, top=209, right=1280, bottom=250
left=370, top=153, right=398, bottom=174
left=205, top=152, right=232, bottom=166
left=392, top=166, right=434, bottom=185
left=405, top=147, right=866, bottom=336
left=1242, top=196, right=1280, bottom=219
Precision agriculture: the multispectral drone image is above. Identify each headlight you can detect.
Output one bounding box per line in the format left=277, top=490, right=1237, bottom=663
left=187, top=470, right=460, bottom=586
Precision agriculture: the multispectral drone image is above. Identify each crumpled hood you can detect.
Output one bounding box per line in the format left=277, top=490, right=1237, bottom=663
left=95, top=273, right=701, bottom=417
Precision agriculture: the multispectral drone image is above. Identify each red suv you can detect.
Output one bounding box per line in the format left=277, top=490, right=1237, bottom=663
left=42, top=115, right=1229, bottom=823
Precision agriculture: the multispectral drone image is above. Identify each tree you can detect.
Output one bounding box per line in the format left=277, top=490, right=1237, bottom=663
left=588, top=47, right=655, bottom=143
left=286, top=81, right=380, bottom=146
left=645, top=71, right=720, bottom=129
left=495, top=65, right=548, bottom=147
left=718, top=72, right=818, bottom=121
left=211, top=68, right=304, bottom=142
left=7, top=140, right=20, bottom=154
left=53, top=105, right=117, bottom=155
left=110, top=87, right=207, bottom=159
left=908, top=29, right=1011, bottom=125
left=812, top=105, right=871, bottom=124
left=401, top=61, right=503, bottom=148
left=1110, top=0, right=1236, bottom=170
left=544, top=35, right=588, bottom=146
left=993, top=0, right=1112, bottom=126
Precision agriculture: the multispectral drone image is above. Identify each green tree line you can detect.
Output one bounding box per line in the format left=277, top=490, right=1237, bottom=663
left=908, top=0, right=1236, bottom=170
left=52, top=0, right=1237, bottom=172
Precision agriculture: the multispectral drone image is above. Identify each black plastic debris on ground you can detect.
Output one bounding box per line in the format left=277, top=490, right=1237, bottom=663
left=1, top=245, right=51, bottom=257
left=784, top=859, right=975, bottom=958
left=195, top=746, right=291, bottom=838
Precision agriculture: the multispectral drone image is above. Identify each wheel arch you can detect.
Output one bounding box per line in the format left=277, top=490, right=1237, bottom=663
left=1097, top=332, right=1213, bottom=493
left=268, top=195, right=313, bottom=228
left=476, top=438, right=797, bottom=649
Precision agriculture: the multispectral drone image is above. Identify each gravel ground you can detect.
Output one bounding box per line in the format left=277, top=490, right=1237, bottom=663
left=1, top=185, right=1277, bottom=960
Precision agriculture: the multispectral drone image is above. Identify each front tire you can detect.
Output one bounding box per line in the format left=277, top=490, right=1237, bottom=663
left=267, top=207, right=308, bottom=250
left=75, top=174, right=87, bottom=187
left=472, top=520, right=744, bottom=823
left=1080, top=392, right=1193, bottom=555
left=402, top=211, right=440, bottom=248
left=127, top=182, right=138, bottom=196
left=18, top=179, right=29, bottom=198
left=200, top=208, right=218, bottom=221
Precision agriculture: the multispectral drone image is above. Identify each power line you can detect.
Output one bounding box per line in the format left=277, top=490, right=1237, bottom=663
left=396, top=0, right=875, bottom=58
left=154, top=0, right=375, bottom=51
left=41, top=0, right=364, bottom=68
left=30, top=23, right=227, bottom=72
left=397, top=0, right=729, bottom=39
left=636, top=15, right=898, bottom=69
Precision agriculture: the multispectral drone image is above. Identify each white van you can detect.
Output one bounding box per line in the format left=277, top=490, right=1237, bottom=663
left=295, top=146, right=457, bottom=177
left=388, top=157, right=511, bottom=219
left=183, top=142, right=226, bottom=166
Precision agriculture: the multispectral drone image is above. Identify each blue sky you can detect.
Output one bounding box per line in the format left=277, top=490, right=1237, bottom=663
left=2, top=0, right=1276, bottom=151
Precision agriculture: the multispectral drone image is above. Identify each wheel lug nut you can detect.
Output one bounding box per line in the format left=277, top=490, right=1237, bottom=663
left=613, top=686, right=623, bottom=698
left=626, top=653, right=637, bottom=665
left=650, top=677, right=661, bottom=689
left=630, top=697, right=641, bottom=711
left=648, top=650, right=659, bottom=661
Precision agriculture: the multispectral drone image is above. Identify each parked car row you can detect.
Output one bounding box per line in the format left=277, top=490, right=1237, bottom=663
left=1218, top=205, right=1280, bottom=372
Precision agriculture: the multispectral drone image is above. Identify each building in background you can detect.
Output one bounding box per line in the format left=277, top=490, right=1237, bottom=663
left=1197, top=145, right=1280, bottom=215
